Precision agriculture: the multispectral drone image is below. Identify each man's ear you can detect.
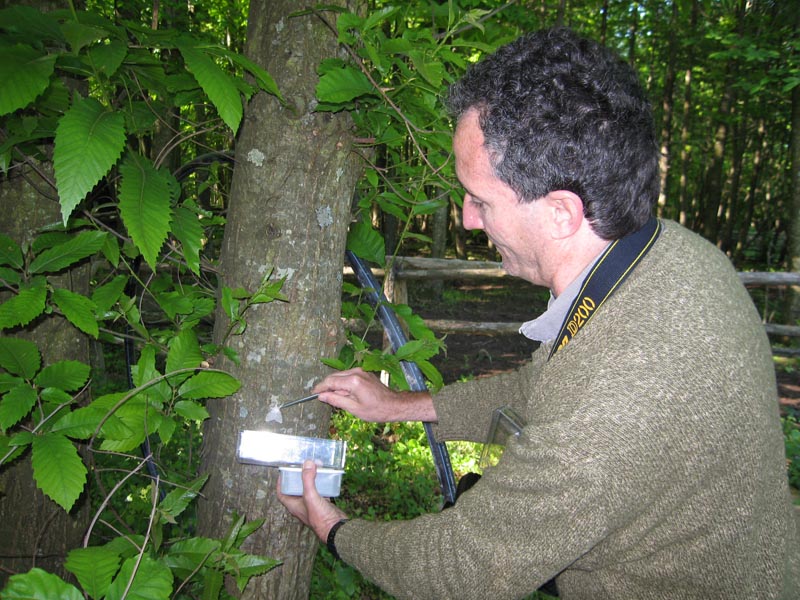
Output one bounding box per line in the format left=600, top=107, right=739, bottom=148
left=545, top=190, right=586, bottom=240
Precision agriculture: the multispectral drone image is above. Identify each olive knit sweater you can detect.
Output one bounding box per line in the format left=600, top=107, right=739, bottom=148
left=335, top=221, right=799, bottom=599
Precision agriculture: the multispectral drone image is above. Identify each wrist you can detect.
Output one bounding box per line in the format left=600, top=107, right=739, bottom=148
left=326, top=518, right=349, bottom=560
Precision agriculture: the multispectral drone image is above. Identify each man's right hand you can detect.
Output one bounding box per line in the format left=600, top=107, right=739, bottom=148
left=313, top=367, right=437, bottom=423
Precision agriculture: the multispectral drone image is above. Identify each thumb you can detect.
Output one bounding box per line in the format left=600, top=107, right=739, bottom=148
left=301, top=459, right=321, bottom=499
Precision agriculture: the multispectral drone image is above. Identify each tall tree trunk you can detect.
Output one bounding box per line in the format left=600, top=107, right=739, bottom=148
left=787, top=53, right=800, bottom=322
left=678, top=0, right=699, bottom=226
left=657, top=1, right=678, bottom=219
left=0, top=163, right=91, bottom=586
left=700, top=0, right=746, bottom=243
left=196, top=1, right=363, bottom=599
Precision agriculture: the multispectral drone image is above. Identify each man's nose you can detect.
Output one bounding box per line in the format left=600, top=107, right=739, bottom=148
left=462, top=196, right=483, bottom=231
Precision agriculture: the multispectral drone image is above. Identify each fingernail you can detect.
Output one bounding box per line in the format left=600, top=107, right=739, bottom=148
left=303, top=459, right=314, bottom=470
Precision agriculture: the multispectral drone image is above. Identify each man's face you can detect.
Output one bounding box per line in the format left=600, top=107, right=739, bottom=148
left=453, top=110, right=551, bottom=287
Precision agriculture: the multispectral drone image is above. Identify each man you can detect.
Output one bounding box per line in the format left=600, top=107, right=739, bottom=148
left=279, top=27, right=799, bottom=599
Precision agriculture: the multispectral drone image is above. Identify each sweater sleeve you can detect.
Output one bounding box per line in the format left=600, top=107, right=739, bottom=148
left=431, top=347, right=547, bottom=443
left=333, top=418, right=611, bottom=600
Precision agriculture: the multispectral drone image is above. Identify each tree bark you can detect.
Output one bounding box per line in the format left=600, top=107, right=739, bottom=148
left=787, top=47, right=800, bottom=322
left=0, top=163, right=91, bottom=586
left=196, top=2, right=363, bottom=599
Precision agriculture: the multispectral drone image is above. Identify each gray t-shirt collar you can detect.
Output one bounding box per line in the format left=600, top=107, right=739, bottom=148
left=519, top=248, right=608, bottom=343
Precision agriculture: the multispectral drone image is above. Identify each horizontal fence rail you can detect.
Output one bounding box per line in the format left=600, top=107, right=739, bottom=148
left=345, top=257, right=800, bottom=356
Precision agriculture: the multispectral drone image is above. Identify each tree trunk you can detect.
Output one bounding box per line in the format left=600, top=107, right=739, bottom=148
left=787, top=52, right=800, bottom=322
left=196, top=2, right=363, bottom=599
left=0, top=163, right=91, bottom=586
left=656, top=1, right=678, bottom=219
left=678, top=0, right=699, bottom=226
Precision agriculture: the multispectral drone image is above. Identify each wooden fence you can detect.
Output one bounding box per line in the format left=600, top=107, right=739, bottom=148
left=346, top=257, right=800, bottom=356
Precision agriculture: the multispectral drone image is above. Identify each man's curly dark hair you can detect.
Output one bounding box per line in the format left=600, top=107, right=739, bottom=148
left=446, top=27, right=659, bottom=240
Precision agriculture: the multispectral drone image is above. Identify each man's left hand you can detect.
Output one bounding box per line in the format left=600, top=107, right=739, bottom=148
left=277, top=460, right=348, bottom=542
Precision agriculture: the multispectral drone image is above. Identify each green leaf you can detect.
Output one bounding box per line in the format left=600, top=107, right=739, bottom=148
left=0, top=372, right=23, bottom=394
left=92, top=274, right=128, bottom=313
left=107, top=555, right=173, bottom=600
left=228, top=550, right=281, bottom=591
left=0, top=267, right=22, bottom=286
left=164, top=537, right=220, bottom=579
left=178, top=371, right=240, bottom=400
left=29, top=229, right=108, bottom=274
left=35, top=360, right=90, bottom=392
left=0, top=384, right=37, bottom=430
left=118, top=152, right=174, bottom=270
left=1, top=567, right=83, bottom=600
left=0, top=6, right=64, bottom=43
left=51, top=288, right=99, bottom=338
left=173, top=399, right=209, bottom=422
left=166, top=329, right=203, bottom=374
left=177, top=37, right=243, bottom=133
left=64, top=546, right=121, bottom=600
left=171, top=204, right=203, bottom=275
left=101, top=232, right=120, bottom=267
left=0, top=45, right=58, bottom=117
left=0, top=337, right=41, bottom=378
left=0, top=233, right=23, bottom=268
left=316, top=65, right=375, bottom=104
left=86, top=38, right=127, bottom=77
left=60, top=20, right=108, bottom=54
left=346, top=219, right=385, bottom=266
left=215, top=47, right=282, bottom=100
left=31, top=433, right=87, bottom=511
left=158, top=475, right=207, bottom=524
left=0, top=276, right=47, bottom=329
left=53, top=96, right=126, bottom=224
left=53, top=404, right=131, bottom=440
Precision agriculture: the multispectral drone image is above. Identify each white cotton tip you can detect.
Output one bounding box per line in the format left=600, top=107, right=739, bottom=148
left=266, top=405, right=283, bottom=423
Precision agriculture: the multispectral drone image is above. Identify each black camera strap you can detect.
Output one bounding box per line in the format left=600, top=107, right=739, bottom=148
left=549, top=217, right=662, bottom=360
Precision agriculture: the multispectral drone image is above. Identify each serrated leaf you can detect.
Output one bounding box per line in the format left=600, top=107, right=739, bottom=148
left=218, top=48, right=282, bottom=100
left=54, top=96, right=126, bottom=224
left=171, top=204, right=203, bottom=275
left=31, top=433, right=87, bottom=511
left=107, top=555, right=173, bottom=600
left=87, top=38, right=127, bottom=77
left=51, top=405, right=130, bottom=440
left=166, top=329, right=203, bottom=375
left=316, top=65, right=375, bottom=103
left=0, top=45, right=58, bottom=116
left=92, top=274, right=128, bottom=313
left=0, top=266, right=22, bottom=286
left=0, top=373, right=23, bottom=394
left=65, top=546, right=120, bottom=600
left=177, top=38, right=242, bottom=133
left=164, top=537, right=220, bottom=579
left=0, top=233, right=23, bottom=268
left=29, top=229, right=108, bottom=274
left=173, top=399, right=209, bottom=422
left=118, top=152, right=173, bottom=270
left=60, top=20, right=108, bottom=54
left=35, top=360, right=90, bottom=392
left=0, top=384, right=37, bottom=430
left=346, top=219, right=385, bottom=266
left=101, top=228, right=120, bottom=267
left=0, top=336, right=41, bottom=377
left=178, top=371, right=240, bottom=400
left=0, top=6, right=64, bottom=43
left=0, top=276, right=47, bottom=329
left=51, top=288, right=99, bottom=338
left=1, top=567, right=83, bottom=600
left=159, top=474, right=207, bottom=524
left=229, top=550, right=281, bottom=591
